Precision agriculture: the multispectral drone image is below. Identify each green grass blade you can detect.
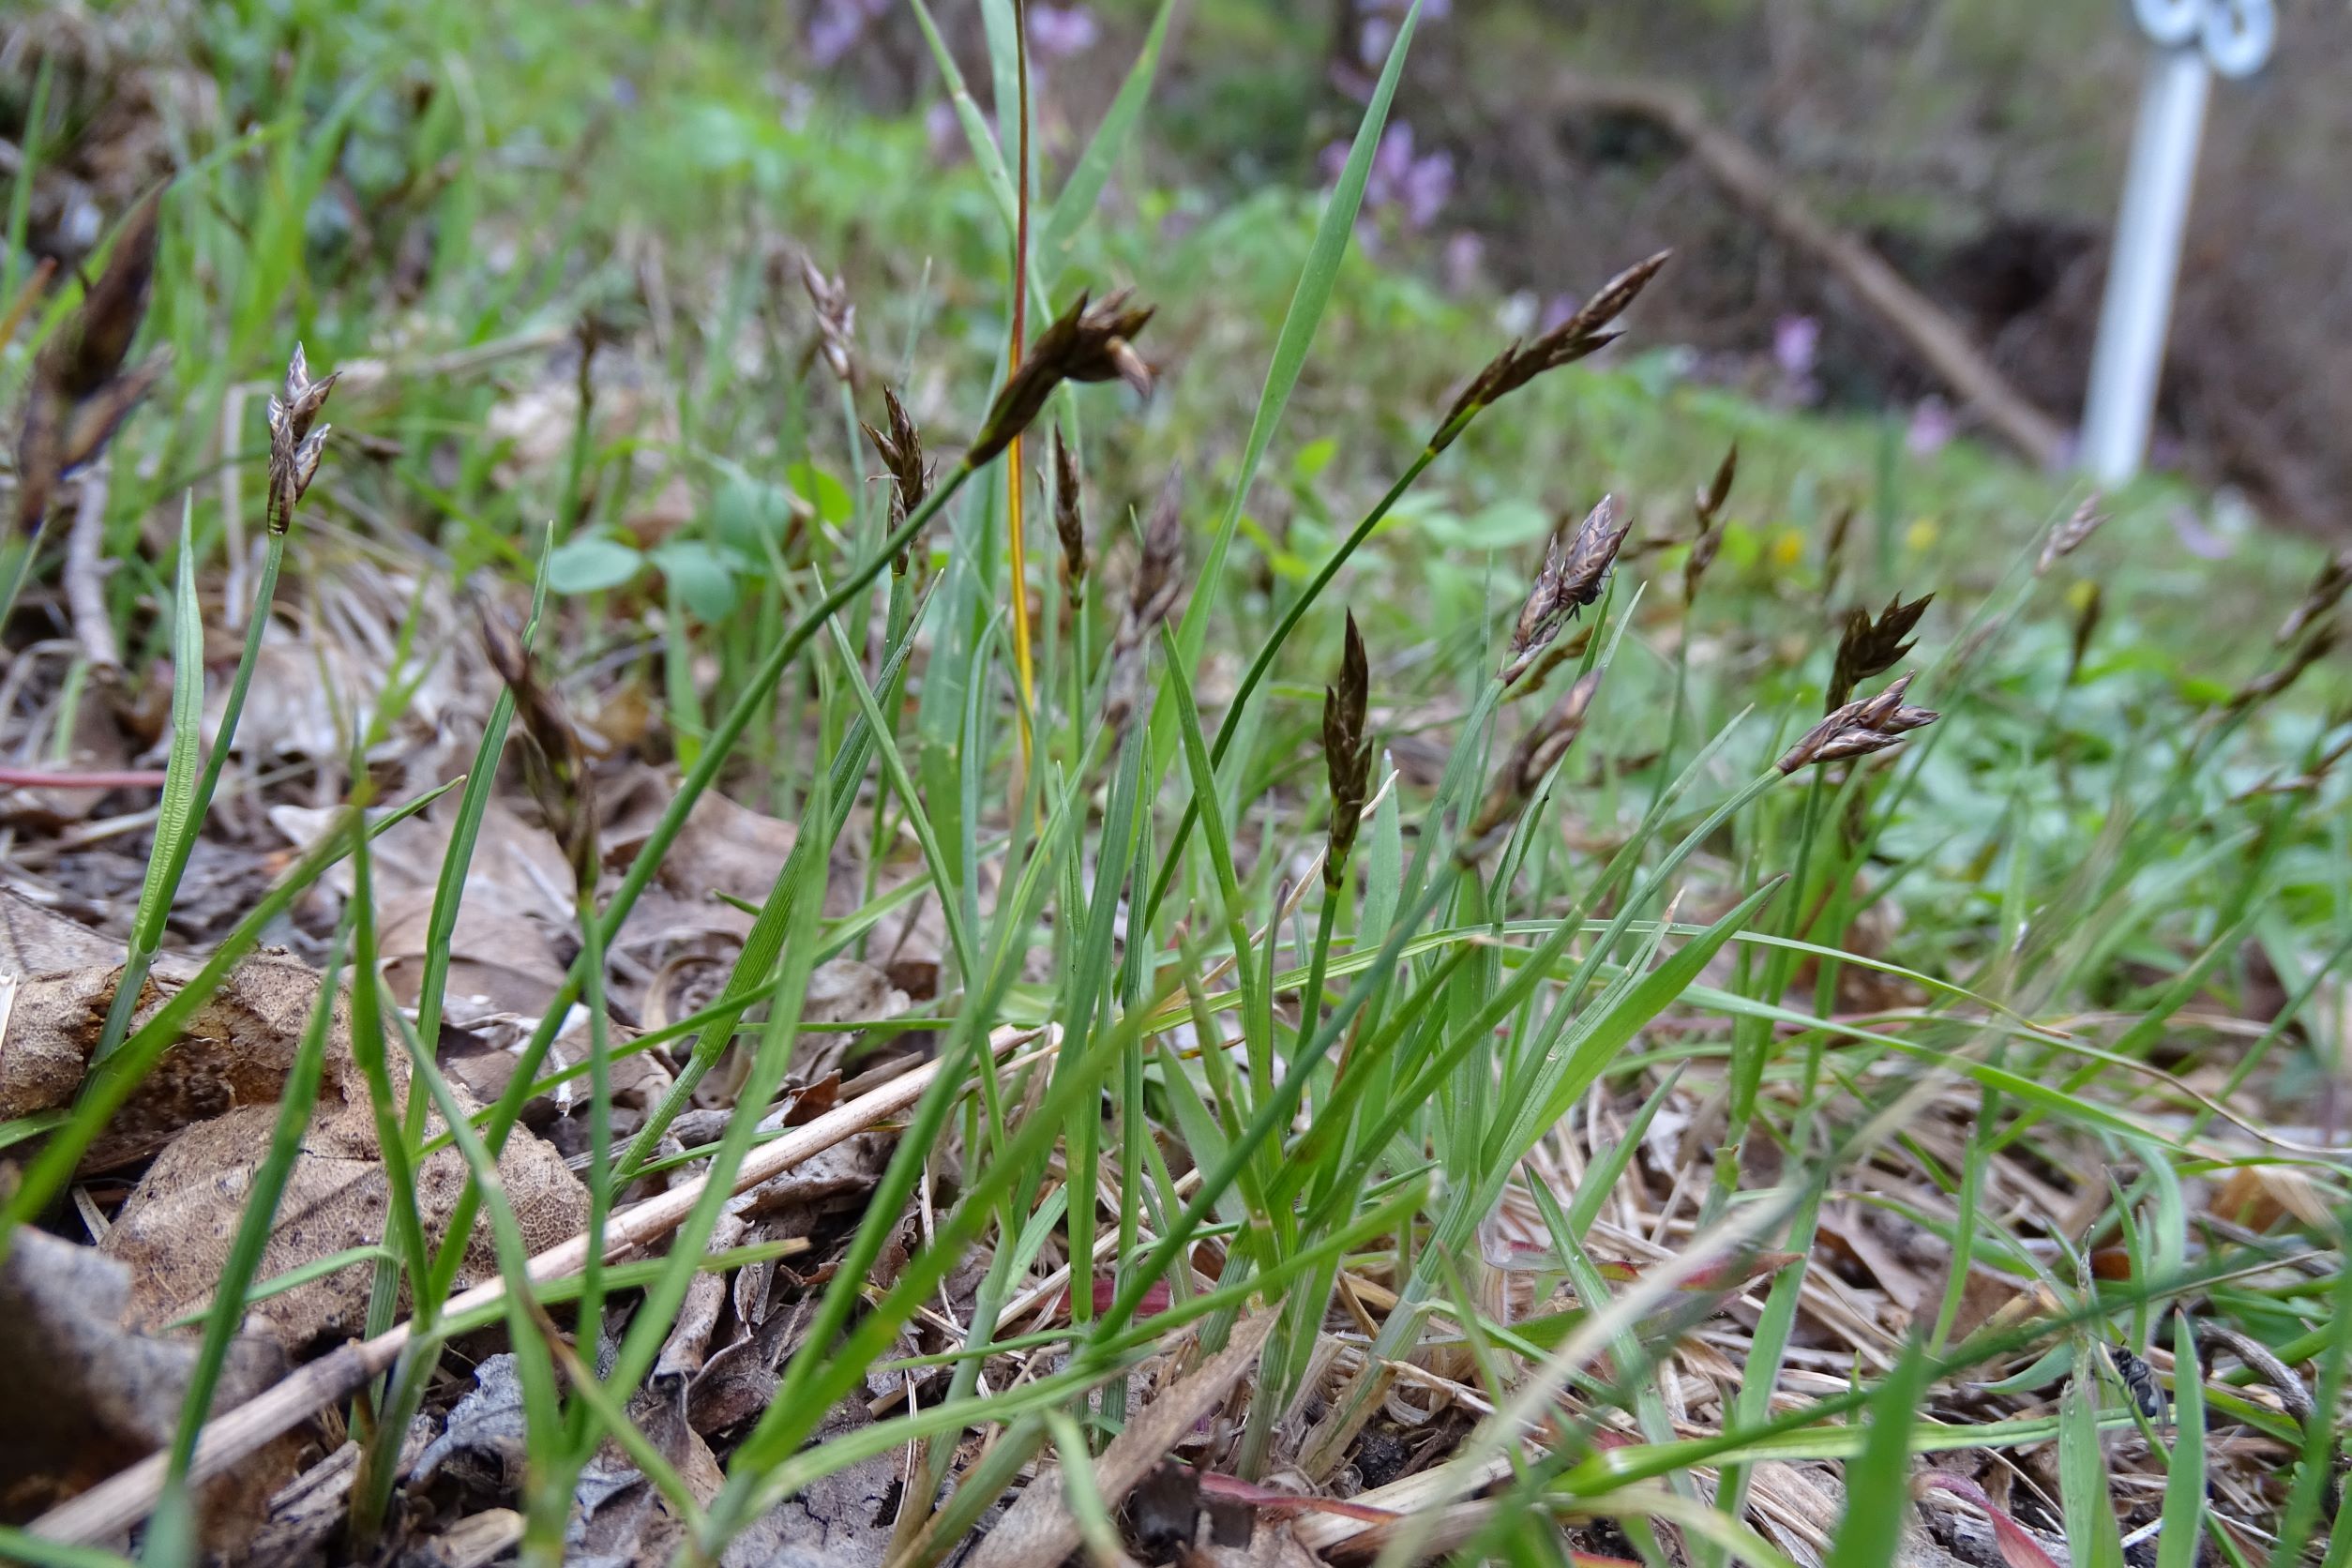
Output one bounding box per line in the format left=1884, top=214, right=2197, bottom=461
left=2155, top=1315, right=2205, bottom=1568
left=2058, top=1348, right=2128, bottom=1568
left=1170, top=0, right=1424, bottom=669
left=1822, top=1334, right=1933, bottom=1568
left=1035, top=0, right=1177, bottom=284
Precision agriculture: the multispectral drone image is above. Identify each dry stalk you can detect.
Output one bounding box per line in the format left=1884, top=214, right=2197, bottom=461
left=2279, top=550, right=2352, bottom=647
left=1685, top=442, right=1737, bottom=606
left=64, top=469, right=117, bottom=678
left=264, top=343, right=336, bottom=537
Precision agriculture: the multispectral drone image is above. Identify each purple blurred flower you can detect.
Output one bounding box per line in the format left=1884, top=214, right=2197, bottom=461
left=926, top=100, right=963, bottom=162
left=1772, top=315, right=1818, bottom=380
left=1906, top=396, right=1957, bottom=457
left=2169, top=504, right=2235, bottom=560
left=1538, top=293, right=1581, bottom=334
left=1442, top=231, right=1485, bottom=294
left=1028, top=4, right=1099, bottom=62
left=1358, top=17, right=1397, bottom=66
left=1349, top=124, right=1454, bottom=233
left=808, top=0, right=883, bottom=68
left=610, top=75, right=639, bottom=109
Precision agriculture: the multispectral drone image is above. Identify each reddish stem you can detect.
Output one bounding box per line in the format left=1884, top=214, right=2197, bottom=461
left=0, top=766, right=171, bottom=790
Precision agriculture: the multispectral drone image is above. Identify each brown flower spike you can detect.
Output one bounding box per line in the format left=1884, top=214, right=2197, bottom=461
left=480, top=606, right=599, bottom=896
left=2035, top=493, right=2107, bottom=575
left=861, top=386, right=931, bottom=572
left=1322, top=611, right=1373, bottom=890
left=1777, top=672, right=1938, bottom=774
left=1686, top=442, right=1737, bottom=605
left=1052, top=427, right=1087, bottom=605
left=1431, top=251, right=1670, bottom=451
left=802, top=256, right=857, bottom=386
left=265, top=343, right=337, bottom=537
left=2279, top=549, right=2352, bottom=647
left=1502, top=496, right=1630, bottom=686
left=969, top=290, right=1155, bottom=467
left=1828, top=592, right=1933, bottom=712
left=1462, top=667, right=1606, bottom=861
left=1104, top=465, right=1186, bottom=730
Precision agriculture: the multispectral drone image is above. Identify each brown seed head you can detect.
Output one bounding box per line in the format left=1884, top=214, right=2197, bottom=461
left=480, top=606, right=600, bottom=895
left=1462, top=667, right=1606, bottom=860
left=1828, top=591, right=1934, bottom=711
left=2035, top=493, right=2108, bottom=575
left=265, top=342, right=338, bottom=536
left=970, top=290, right=1155, bottom=468
left=1052, top=426, right=1087, bottom=603
left=1502, top=495, right=1629, bottom=686
left=2279, top=550, right=2352, bottom=647
left=801, top=256, right=857, bottom=385
left=1777, top=672, right=1938, bottom=774
left=1431, top=251, right=1669, bottom=450
left=1818, top=503, right=1856, bottom=605
left=1105, top=464, right=1186, bottom=730
left=1322, top=611, right=1373, bottom=889
left=1696, top=442, right=1738, bottom=530
left=861, top=386, right=932, bottom=574
left=2231, top=621, right=2340, bottom=713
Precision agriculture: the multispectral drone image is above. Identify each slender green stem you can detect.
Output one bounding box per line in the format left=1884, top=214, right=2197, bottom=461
left=1145, top=452, right=1436, bottom=925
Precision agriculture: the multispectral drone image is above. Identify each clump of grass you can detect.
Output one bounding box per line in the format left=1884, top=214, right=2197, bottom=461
left=6, top=7, right=2351, bottom=1568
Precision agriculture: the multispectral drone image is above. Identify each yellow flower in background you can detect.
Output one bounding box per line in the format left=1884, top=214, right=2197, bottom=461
left=1771, top=527, right=1804, bottom=568
left=1906, top=517, right=1940, bottom=553
left=2066, top=578, right=2098, bottom=615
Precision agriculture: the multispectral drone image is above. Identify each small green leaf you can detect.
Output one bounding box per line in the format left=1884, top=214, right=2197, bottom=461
left=654, top=538, right=740, bottom=621
left=787, top=460, right=852, bottom=528
left=548, top=535, right=644, bottom=595
left=713, top=475, right=792, bottom=553
left=1291, top=437, right=1339, bottom=482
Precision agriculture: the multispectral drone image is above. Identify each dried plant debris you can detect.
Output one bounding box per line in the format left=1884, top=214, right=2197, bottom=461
left=13, top=188, right=170, bottom=537
left=0, top=1227, right=294, bottom=1548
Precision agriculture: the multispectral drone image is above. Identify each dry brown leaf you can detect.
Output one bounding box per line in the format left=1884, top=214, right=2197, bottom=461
left=0, top=883, right=125, bottom=977
left=968, top=1313, right=1280, bottom=1568
left=100, top=1061, right=587, bottom=1349
left=712, top=1403, right=897, bottom=1568
left=0, top=949, right=336, bottom=1172
left=0, top=1227, right=297, bottom=1548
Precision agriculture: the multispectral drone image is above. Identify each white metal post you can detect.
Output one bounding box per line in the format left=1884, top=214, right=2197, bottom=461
left=2080, top=47, right=2211, bottom=485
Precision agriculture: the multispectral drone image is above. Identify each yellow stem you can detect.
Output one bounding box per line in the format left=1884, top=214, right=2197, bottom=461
left=1006, top=0, right=1037, bottom=787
